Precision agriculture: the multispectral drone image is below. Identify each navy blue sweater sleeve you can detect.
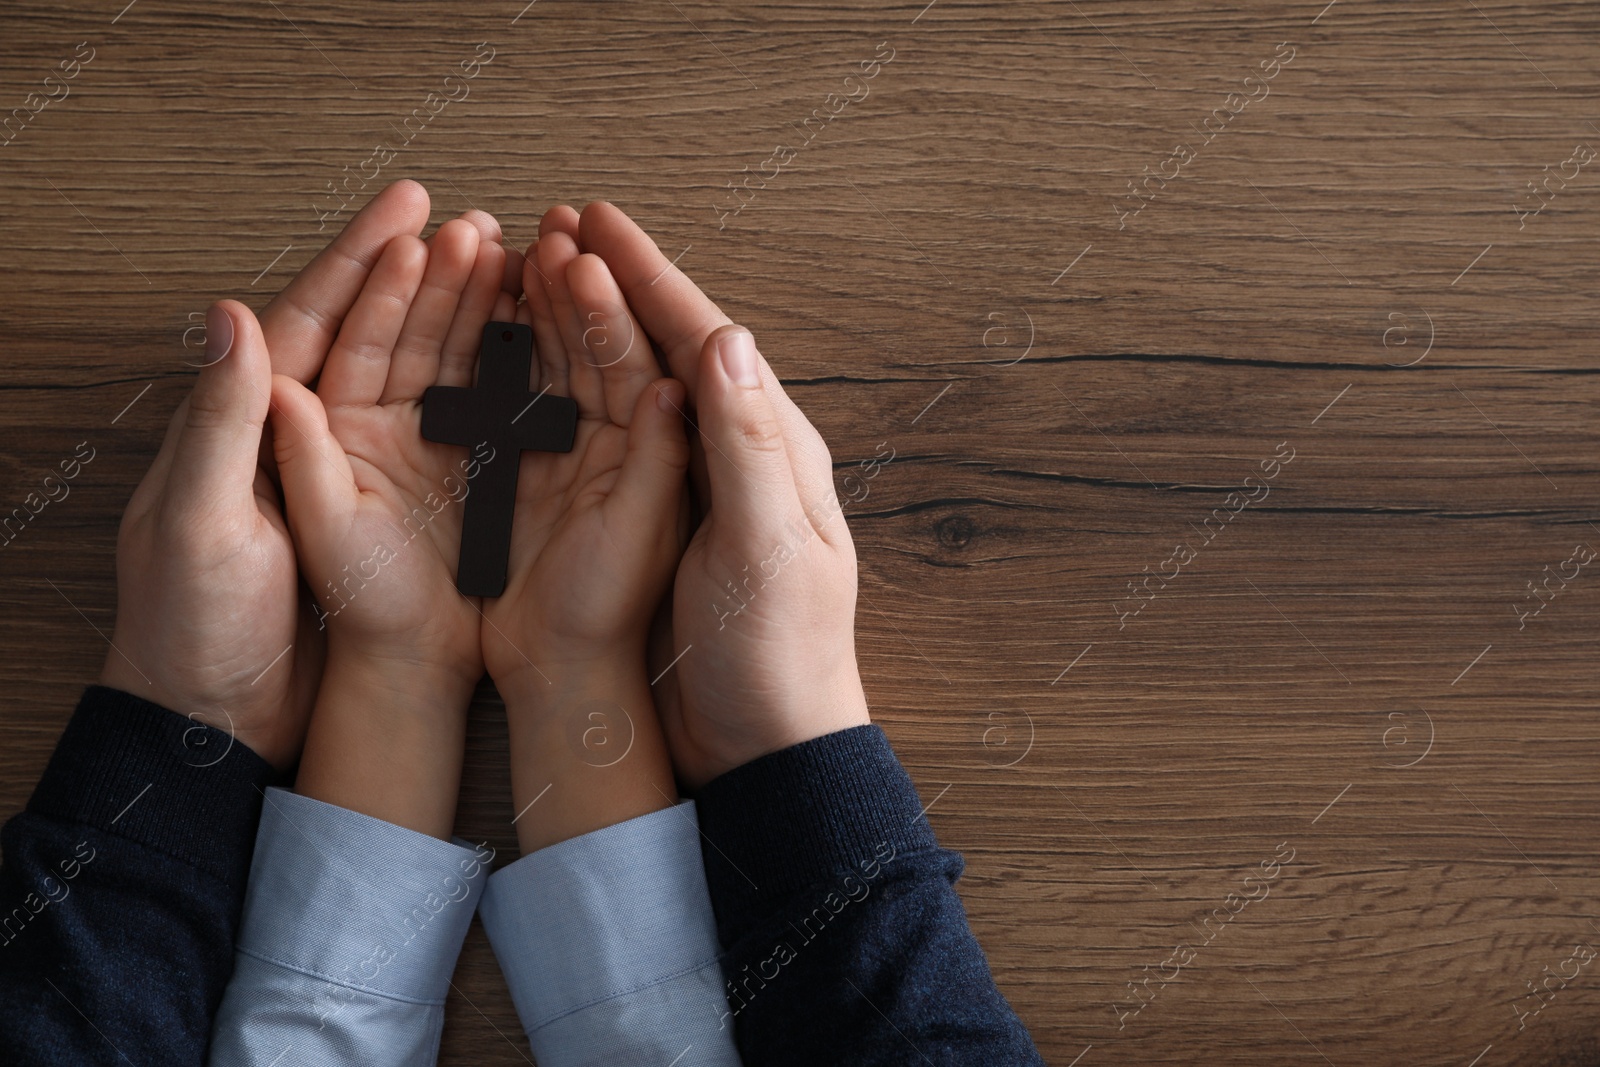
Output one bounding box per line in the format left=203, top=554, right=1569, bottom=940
left=695, top=724, right=1043, bottom=1066
left=0, top=686, right=277, bottom=1066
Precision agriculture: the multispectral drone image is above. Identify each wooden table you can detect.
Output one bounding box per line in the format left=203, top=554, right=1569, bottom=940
left=2, top=1, right=1596, bottom=1062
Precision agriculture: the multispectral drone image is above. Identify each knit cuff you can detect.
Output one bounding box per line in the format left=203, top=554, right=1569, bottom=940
left=694, top=724, right=941, bottom=939
left=26, top=685, right=279, bottom=887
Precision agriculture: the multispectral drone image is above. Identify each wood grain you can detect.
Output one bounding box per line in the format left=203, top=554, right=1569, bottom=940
left=3, top=1, right=1598, bottom=1063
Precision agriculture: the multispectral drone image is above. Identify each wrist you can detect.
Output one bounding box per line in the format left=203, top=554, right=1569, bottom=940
left=98, top=638, right=306, bottom=772
left=683, top=663, right=871, bottom=788
left=292, top=643, right=479, bottom=839
left=497, top=651, right=677, bottom=854
left=326, top=636, right=481, bottom=712
left=493, top=646, right=642, bottom=714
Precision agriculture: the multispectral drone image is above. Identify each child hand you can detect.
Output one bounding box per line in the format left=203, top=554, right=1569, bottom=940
left=267, top=218, right=510, bottom=834
left=479, top=226, right=689, bottom=697
left=481, top=214, right=689, bottom=851
left=100, top=182, right=434, bottom=770
left=259, top=181, right=517, bottom=385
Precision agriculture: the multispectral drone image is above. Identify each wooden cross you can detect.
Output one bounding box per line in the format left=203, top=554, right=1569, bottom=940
left=421, top=322, right=578, bottom=596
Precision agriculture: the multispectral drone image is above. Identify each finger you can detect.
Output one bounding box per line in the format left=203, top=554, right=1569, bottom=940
left=522, top=239, right=566, bottom=396
left=693, top=328, right=807, bottom=539
left=448, top=207, right=521, bottom=299
left=132, top=401, right=186, bottom=509
left=317, top=235, right=428, bottom=409
left=539, top=204, right=580, bottom=240
left=579, top=200, right=838, bottom=517
left=751, top=351, right=838, bottom=537
left=609, top=379, right=691, bottom=550
left=568, top=253, right=659, bottom=427
left=438, top=238, right=507, bottom=388
left=160, top=301, right=272, bottom=523
left=382, top=219, right=480, bottom=403
left=446, top=207, right=521, bottom=298
left=267, top=374, right=357, bottom=560
left=531, top=204, right=579, bottom=390
left=538, top=232, right=604, bottom=415
left=456, top=208, right=501, bottom=246
left=577, top=200, right=727, bottom=391
left=261, top=179, right=431, bottom=384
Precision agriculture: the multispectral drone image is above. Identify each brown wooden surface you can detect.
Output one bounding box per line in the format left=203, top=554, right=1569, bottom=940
left=3, top=1, right=1599, bottom=1063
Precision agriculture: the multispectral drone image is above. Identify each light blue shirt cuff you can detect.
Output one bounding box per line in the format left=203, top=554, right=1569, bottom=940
left=479, top=800, right=740, bottom=1067
left=208, top=787, right=493, bottom=1067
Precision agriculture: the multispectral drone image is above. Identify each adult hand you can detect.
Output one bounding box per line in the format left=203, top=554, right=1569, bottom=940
left=101, top=181, right=434, bottom=770
left=566, top=202, right=871, bottom=788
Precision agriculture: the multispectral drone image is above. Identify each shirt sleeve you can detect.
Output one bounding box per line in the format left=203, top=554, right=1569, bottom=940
left=206, top=788, right=491, bottom=1067
left=477, top=800, right=740, bottom=1067
left=694, top=725, right=1044, bottom=1067
left=0, top=685, right=278, bottom=1067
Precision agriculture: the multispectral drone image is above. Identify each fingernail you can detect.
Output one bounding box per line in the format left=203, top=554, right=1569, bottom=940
left=717, top=330, right=760, bottom=387
left=204, top=305, right=234, bottom=366
left=655, top=380, right=678, bottom=412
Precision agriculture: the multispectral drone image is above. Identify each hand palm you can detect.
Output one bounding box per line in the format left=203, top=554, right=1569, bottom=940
left=269, top=218, right=519, bottom=684
left=482, top=408, right=640, bottom=677
left=480, top=231, right=687, bottom=687
left=314, top=400, right=480, bottom=654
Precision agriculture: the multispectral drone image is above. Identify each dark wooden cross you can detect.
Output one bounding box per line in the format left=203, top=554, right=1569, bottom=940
left=422, top=322, right=577, bottom=596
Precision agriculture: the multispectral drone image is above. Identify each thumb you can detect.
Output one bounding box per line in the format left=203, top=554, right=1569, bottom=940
left=610, top=378, right=691, bottom=534
left=694, top=327, right=805, bottom=537
left=164, top=301, right=271, bottom=512
left=266, top=373, right=355, bottom=547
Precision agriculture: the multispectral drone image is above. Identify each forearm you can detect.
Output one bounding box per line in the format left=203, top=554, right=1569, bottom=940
left=697, top=725, right=1044, bottom=1066
left=294, top=647, right=476, bottom=840
left=0, top=687, right=276, bottom=1066
left=499, top=654, right=676, bottom=855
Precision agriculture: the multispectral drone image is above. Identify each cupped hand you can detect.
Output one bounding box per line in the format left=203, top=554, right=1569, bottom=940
left=660, top=324, right=871, bottom=788
left=101, top=181, right=434, bottom=770
left=479, top=220, right=690, bottom=697
left=266, top=218, right=508, bottom=688
left=569, top=203, right=872, bottom=788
